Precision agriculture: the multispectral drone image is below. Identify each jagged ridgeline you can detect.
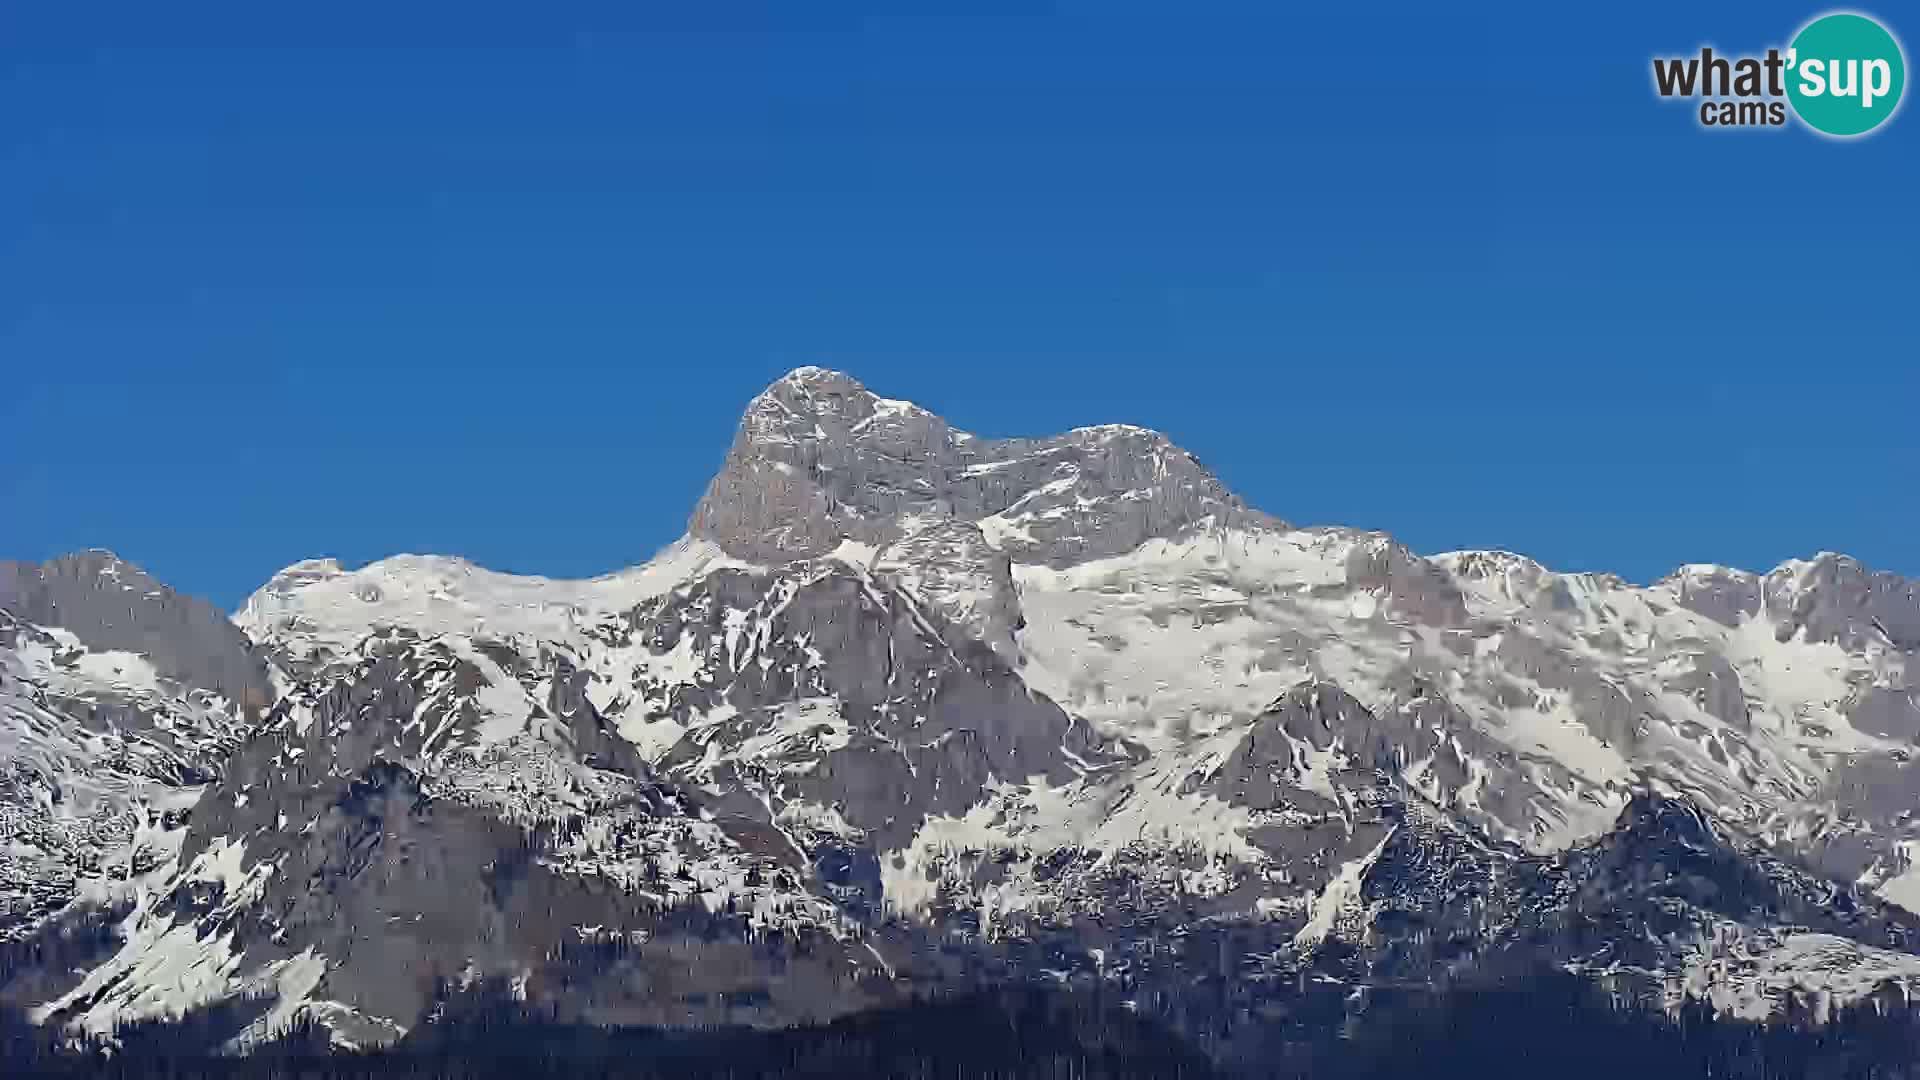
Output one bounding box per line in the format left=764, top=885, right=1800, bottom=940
left=5, top=368, right=1920, bottom=1074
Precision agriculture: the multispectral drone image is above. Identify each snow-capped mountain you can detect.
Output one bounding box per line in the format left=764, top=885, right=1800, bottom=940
left=6, top=367, right=1920, bottom=1057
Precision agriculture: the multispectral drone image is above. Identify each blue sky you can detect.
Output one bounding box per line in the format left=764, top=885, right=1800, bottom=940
left=4, top=1, right=1915, bottom=611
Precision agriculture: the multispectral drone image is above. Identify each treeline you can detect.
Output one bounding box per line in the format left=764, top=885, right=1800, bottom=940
left=6, top=973, right=1920, bottom=1078
left=1295, top=975, right=1920, bottom=1080
left=1, top=989, right=1214, bottom=1080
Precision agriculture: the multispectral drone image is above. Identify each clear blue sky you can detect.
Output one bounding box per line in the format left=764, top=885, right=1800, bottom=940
left=4, top=2, right=1915, bottom=611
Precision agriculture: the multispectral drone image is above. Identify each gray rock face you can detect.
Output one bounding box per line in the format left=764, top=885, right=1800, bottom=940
left=1848, top=686, right=1920, bottom=743
left=39, top=626, right=892, bottom=1041
left=1764, top=553, right=1920, bottom=652
left=872, top=519, right=1022, bottom=661
left=1330, top=535, right=1469, bottom=627
left=689, top=367, right=1274, bottom=567
left=1369, top=673, right=1562, bottom=836
left=601, top=565, right=1119, bottom=852
left=1490, top=628, right=1653, bottom=750
left=1661, top=565, right=1763, bottom=628
left=0, top=551, right=274, bottom=715
left=1209, top=682, right=1380, bottom=813
left=1659, top=651, right=1752, bottom=732
left=1442, top=550, right=1572, bottom=611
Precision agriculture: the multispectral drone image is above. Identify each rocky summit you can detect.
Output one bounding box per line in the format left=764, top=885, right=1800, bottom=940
left=6, top=368, right=1920, bottom=1063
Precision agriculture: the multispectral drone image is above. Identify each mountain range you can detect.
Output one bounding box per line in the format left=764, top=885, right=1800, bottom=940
left=6, top=366, right=1920, bottom=1066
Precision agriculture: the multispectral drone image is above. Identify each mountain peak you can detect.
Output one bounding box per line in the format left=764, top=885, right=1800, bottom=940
left=690, top=370, right=1268, bottom=567
left=753, top=365, right=875, bottom=408
left=0, top=549, right=273, bottom=707
left=765, top=364, right=862, bottom=390
left=1067, top=421, right=1167, bottom=440
left=1762, top=550, right=1920, bottom=651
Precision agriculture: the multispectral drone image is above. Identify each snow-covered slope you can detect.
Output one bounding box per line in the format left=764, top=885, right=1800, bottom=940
left=233, top=537, right=750, bottom=671
left=7, top=368, right=1920, bottom=1051
left=1, top=553, right=269, bottom=1018
left=1012, top=529, right=1917, bottom=864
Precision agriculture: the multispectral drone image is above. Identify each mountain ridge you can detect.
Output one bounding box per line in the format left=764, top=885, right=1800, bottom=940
left=234, top=366, right=1917, bottom=604
left=5, top=366, right=1920, bottom=1059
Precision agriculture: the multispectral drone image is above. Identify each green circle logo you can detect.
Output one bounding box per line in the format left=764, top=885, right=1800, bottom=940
left=1786, top=12, right=1906, bottom=136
